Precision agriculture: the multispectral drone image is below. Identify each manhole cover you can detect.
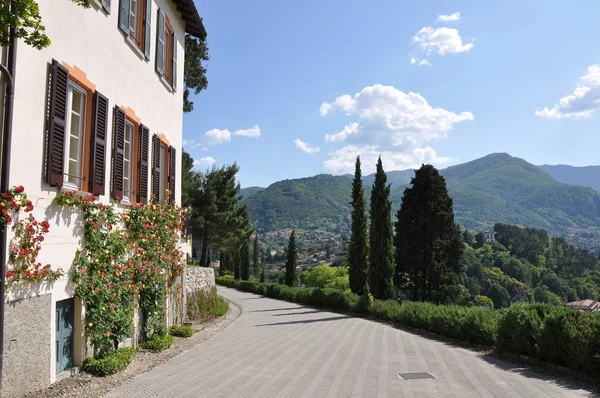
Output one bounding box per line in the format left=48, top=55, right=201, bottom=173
left=396, top=372, right=436, bottom=380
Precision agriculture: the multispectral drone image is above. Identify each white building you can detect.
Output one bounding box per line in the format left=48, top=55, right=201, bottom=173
left=0, top=0, right=205, bottom=395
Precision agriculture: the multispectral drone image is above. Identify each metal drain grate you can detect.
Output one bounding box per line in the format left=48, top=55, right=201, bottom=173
left=396, top=372, right=436, bottom=380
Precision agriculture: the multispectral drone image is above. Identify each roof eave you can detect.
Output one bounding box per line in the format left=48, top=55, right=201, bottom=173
left=174, top=0, right=207, bottom=39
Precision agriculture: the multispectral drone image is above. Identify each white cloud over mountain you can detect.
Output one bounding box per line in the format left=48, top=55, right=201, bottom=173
left=319, top=84, right=473, bottom=174
left=294, top=138, right=320, bottom=154
left=535, top=65, right=600, bottom=119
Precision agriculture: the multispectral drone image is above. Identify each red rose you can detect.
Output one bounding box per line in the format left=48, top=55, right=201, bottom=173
left=5, top=215, right=11, bottom=223
left=2, top=192, right=10, bottom=199
left=41, top=221, right=50, bottom=229
left=6, top=270, right=14, bottom=278
left=15, top=186, right=24, bottom=193
left=25, top=270, right=31, bottom=277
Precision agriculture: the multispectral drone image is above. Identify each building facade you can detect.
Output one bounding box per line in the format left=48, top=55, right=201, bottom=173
left=1, top=0, right=205, bottom=395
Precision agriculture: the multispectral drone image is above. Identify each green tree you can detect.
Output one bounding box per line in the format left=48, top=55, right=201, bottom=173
left=240, top=239, right=251, bottom=280
left=348, top=156, right=369, bottom=295
left=473, top=295, right=494, bottom=309
left=252, top=235, right=260, bottom=278
left=394, top=164, right=464, bottom=303
left=462, top=230, right=476, bottom=246
left=183, top=34, right=210, bottom=112
left=285, top=230, right=298, bottom=287
left=486, top=282, right=511, bottom=309
left=181, top=150, right=200, bottom=208
left=304, top=265, right=349, bottom=290
left=233, top=250, right=241, bottom=280
left=368, top=157, right=395, bottom=300
left=260, top=267, right=265, bottom=283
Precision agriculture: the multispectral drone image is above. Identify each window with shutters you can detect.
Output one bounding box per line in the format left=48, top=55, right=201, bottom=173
left=151, top=134, right=176, bottom=203
left=119, top=0, right=151, bottom=57
left=123, top=120, right=134, bottom=202
left=155, top=9, right=177, bottom=91
left=45, top=60, right=109, bottom=195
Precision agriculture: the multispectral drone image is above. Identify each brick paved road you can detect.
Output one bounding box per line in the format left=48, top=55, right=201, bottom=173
left=106, top=287, right=597, bottom=398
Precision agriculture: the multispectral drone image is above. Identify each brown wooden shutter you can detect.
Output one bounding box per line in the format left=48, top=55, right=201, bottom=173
left=137, top=124, right=150, bottom=203
left=111, top=107, right=126, bottom=199
left=151, top=134, right=161, bottom=201
left=46, top=59, right=69, bottom=187
left=168, top=146, right=176, bottom=202
left=89, top=92, right=109, bottom=196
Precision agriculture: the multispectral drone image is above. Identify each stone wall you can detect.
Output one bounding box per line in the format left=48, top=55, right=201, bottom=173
left=3, top=294, right=52, bottom=398
left=185, top=267, right=215, bottom=294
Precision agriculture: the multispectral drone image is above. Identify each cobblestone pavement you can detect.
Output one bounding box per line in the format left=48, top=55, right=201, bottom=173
left=106, top=287, right=597, bottom=398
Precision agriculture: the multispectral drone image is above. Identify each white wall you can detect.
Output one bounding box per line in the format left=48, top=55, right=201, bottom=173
left=5, top=0, right=188, bottom=383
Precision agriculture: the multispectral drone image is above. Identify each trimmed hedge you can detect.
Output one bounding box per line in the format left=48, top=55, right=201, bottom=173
left=169, top=325, right=196, bottom=338
left=140, top=334, right=174, bottom=352
left=217, top=277, right=600, bottom=382
left=83, top=347, right=136, bottom=376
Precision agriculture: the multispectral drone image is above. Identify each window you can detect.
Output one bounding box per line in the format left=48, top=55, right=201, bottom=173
left=46, top=60, right=109, bottom=196
left=123, top=120, right=134, bottom=201
left=158, top=142, right=165, bottom=201
left=119, top=0, right=151, bottom=57
left=151, top=134, right=176, bottom=203
left=63, top=82, right=87, bottom=189
left=155, top=9, right=177, bottom=90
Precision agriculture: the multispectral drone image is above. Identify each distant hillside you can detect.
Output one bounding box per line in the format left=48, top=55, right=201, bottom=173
left=243, top=153, right=600, bottom=237
left=538, top=164, right=600, bottom=193
left=240, top=186, right=264, bottom=200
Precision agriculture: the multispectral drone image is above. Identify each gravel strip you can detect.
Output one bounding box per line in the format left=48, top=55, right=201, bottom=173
left=23, top=300, right=242, bottom=398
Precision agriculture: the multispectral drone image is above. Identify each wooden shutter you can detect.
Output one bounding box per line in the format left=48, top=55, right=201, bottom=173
left=151, top=134, right=161, bottom=201
left=118, top=0, right=130, bottom=34
left=143, top=0, right=152, bottom=59
left=171, top=33, right=177, bottom=90
left=137, top=125, right=150, bottom=203
left=101, top=0, right=110, bottom=13
left=90, top=92, right=109, bottom=196
left=155, top=9, right=165, bottom=75
left=112, top=107, right=126, bottom=199
left=46, top=59, right=69, bottom=187
left=168, top=146, right=176, bottom=202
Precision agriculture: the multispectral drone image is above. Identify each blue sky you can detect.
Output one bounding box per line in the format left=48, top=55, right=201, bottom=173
left=183, top=0, right=600, bottom=188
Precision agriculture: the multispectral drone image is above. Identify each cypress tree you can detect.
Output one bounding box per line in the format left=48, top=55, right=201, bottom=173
left=241, top=240, right=251, bottom=280
left=394, top=164, right=464, bottom=303
left=260, top=267, right=265, bottom=283
left=368, top=157, right=395, bottom=300
left=252, top=235, right=260, bottom=278
left=348, top=156, right=369, bottom=295
left=285, top=230, right=298, bottom=286
left=205, top=247, right=211, bottom=267
left=233, top=250, right=241, bottom=280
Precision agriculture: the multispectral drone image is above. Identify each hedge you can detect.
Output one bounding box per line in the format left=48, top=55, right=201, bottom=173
left=169, top=325, right=196, bottom=338
left=217, top=277, right=600, bottom=382
left=140, top=334, right=174, bottom=352
left=83, top=347, right=136, bottom=376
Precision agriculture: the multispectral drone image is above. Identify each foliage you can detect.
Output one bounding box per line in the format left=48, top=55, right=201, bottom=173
left=54, top=191, right=184, bottom=356
left=303, top=265, right=349, bottom=290
left=496, top=304, right=553, bottom=357
left=2, top=186, right=63, bottom=285
left=395, top=164, right=464, bottom=303
left=140, top=334, right=174, bottom=352
left=82, top=347, right=136, bottom=377
left=183, top=34, right=209, bottom=112
left=181, top=150, right=200, bottom=209
left=348, top=156, right=369, bottom=295
left=169, top=325, right=195, bottom=337
left=486, top=283, right=511, bottom=309
left=285, top=230, right=298, bottom=287
left=252, top=234, right=260, bottom=278
left=368, top=157, right=395, bottom=300
left=186, top=288, right=229, bottom=321
left=240, top=238, right=251, bottom=280
left=473, top=295, right=494, bottom=309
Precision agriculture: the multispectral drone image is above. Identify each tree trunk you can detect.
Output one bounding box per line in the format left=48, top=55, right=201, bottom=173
left=200, top=235, right=208, bottom=267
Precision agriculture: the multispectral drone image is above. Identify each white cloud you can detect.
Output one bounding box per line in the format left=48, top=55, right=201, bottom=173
left=325, top=122, right=359, bottom=142
left=319, top=84, right=473, bottom=174
left=203, top=129, right=232, bottom=145
left=202, top=147, right=208, bottom=151
left=183, top=140, right=202, bottom=149
left=413, top=26, right=474, bottom=55
left=294, top=138, right=320, bottom=154
left=437, top=12, right=461, bottom=22
left=535, top=65, right=600, bottom=119
left=410, top=57, right=431, bottom=67
left=233, top=125, right=261, bottom=138
left=193, top=157, right=216, bottom=168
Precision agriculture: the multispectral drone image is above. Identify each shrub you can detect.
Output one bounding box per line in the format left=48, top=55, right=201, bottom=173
left=83, top=347, right=136, bottom=376
left=187, top=288, right=229, bottom=321
left=140, top=334, right=174, bottom=352
left=496, top=303, right=553, bottom=357
left=169, top=325, right=195, bottom=338
left=370, top=299, right=402, bottom=322
left=473, top=295, right=494, bottom=309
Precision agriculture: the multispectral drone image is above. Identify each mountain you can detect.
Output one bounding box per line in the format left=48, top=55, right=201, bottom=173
left=538, top=164, right=600, bottom=193
left=243, top=153, right=600, bottom=237
left=240, top=186, right=264, bottom=200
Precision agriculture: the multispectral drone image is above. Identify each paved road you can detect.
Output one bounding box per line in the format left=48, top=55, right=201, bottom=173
left=106, top=287, right=597, bottom=398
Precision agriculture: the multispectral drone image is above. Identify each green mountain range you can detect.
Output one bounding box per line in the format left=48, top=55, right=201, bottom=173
left=240, top=153, right=600, bottom=236
left=538, top=164, right=600, bottom=192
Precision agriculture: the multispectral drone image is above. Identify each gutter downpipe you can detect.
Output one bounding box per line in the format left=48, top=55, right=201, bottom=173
left=0, top=17, right=18, bottom=393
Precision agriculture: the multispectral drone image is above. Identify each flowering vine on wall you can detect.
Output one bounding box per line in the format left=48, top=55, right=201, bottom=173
left=54, top=191, right=185, bottom=357
left=2, top=186, right=63, bottom=286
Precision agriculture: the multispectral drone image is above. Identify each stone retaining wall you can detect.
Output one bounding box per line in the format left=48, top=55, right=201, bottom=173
left=185, top=267, right=215, bottom=294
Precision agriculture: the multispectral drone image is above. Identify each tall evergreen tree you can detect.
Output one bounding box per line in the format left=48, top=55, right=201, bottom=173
left=285, top=230, right=298, bottom=286
left=348, top=156, right=370, bottom=295
left=240, top=240, right=251, bottom=280
left=394, top=164, right=464, bottom=303
left=252, top=235, right=260, bottom=278
left=260, top=267, right=265, bottom=283
left=233, top=250, right=241, bottom=280
left=368, top=157, right=395, bottom=300
left=205, top=247, right=211, bottom=267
